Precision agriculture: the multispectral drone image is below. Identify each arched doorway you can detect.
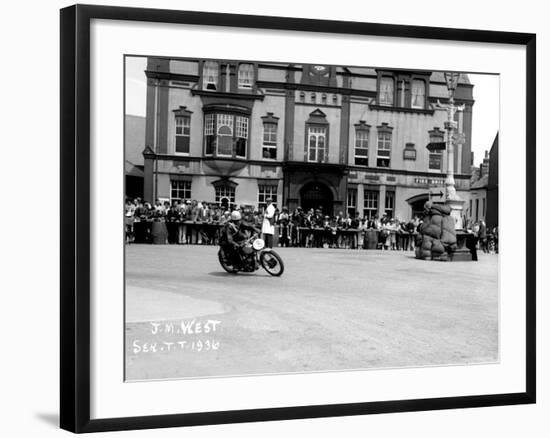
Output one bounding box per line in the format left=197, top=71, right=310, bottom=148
left=300, top=182, right=333, bottom=217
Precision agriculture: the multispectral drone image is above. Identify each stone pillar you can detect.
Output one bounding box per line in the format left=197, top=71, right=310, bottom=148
left=368, top=139, right=377, bottom=168
left=284, top=89, right=295, bottom=161
left=357, top=183, right=365, bottom=218
left=339, top=93, right=350, bottom=165
left=157, top=80, right=169, bottom=154
left=284, top=65, right=296, bottom=162
left=143, top=148, right=155, bottom=204
left=378, top=184, right=386, bottom=218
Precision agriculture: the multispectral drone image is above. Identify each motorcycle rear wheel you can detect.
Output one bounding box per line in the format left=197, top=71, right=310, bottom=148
left=218, top=249, right=239, bottom=274
left=259, top=250, right=284, bottom=276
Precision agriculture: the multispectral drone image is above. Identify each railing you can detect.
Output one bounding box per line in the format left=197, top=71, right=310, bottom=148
left=126, top=219, right=419, bottom=250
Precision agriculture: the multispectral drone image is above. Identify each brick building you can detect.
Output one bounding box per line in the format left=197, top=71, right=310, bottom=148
left=138, top=57, right=474, bottom=219
left=467, top=132, right=498, bottom=227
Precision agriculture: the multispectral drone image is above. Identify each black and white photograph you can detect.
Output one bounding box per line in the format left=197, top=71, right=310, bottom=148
left=2, top=0, right=546, bottom=435
left=124, top=55, right=500, bottom=381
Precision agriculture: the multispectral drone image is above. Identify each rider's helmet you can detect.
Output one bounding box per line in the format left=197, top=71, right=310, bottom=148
left=231, top=210, right=242, bottom=221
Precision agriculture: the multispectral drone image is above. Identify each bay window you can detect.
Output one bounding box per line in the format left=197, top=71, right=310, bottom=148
left=204, top=113, right=249, bottom=158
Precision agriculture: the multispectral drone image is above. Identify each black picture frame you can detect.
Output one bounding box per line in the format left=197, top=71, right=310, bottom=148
left=60, top=4, right=536, bottom=433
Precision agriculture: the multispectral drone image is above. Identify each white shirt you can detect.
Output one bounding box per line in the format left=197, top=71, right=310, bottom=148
left=261, top=203, right=276, bottom=235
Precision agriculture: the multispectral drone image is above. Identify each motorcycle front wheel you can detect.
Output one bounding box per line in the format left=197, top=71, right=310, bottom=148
left=218, top=249, right=239, bottom=274
left=259, top=250, right=284, bottom=276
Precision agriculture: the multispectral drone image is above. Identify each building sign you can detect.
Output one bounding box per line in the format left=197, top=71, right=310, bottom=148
left=364, top=174, right=380, bottom=181
left=426, top=142, right=446, bottom=151
left=429, top=187, right=446, bottom=202
left=414, top=177, right=445, bottom=186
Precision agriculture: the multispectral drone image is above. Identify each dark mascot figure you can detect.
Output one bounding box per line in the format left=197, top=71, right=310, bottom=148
left=415, top=201, right=457, bottom=261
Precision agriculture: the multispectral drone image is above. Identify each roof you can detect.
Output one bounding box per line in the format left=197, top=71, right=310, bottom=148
left=125, top=160, right=144, bottom=178
left=471, top=174, right=488, bottom=189
left=124, top=114, right=146, bottom=166
left=345, top=68, right=470, bottom=84
left=430, top=72, right=470, bottom=85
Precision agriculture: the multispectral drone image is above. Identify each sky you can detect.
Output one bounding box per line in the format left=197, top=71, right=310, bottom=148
left=125, top=56, right=499, bottom=167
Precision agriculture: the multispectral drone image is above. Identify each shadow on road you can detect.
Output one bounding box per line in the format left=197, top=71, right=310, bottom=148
left=207, top=271, right=234, bottom=277
left=207, top=271, right=273, bottom=278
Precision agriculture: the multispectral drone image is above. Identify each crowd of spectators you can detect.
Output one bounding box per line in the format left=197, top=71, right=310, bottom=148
left=124, top=197, right=497, bottom=253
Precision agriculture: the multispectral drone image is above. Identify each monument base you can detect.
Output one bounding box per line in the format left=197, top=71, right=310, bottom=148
left=446, top=197, right=465, bottom=230
left=450, top=248, right=473, bottom=262
left=450, top=231, right=476, bottom=262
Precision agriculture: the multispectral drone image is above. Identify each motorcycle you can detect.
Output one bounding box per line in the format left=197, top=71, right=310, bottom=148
left=218, top=232, right=285, bottom=276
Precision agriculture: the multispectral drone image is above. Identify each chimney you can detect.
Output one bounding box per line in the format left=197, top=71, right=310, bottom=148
left=480, top=150, right=490, bottom=178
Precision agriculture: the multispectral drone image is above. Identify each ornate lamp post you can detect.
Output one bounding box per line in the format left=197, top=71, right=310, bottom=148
left=434, top=71, right=465, bottom=230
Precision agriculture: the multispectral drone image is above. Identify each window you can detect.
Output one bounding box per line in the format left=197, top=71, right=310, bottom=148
left=354, top=124, right=370, bottom=166
left=429, top=149, right=443, bottom=170
left=235, top=116, right=248, bottom=158
left=470, top=199, right=473, bottom=218
left=204, top=114, right=215, bottom=155
left=321, top=93, right=327, bottom=104
left=217, top=114, right=234, bottom=156
left=379, top=77, right=394, bottom=106
left=262, top=123, right=277, bottom=159
left=411, top=79, right=426, bottom=109
left=203, top=113, right=249, bottom=158
left=475, top=198, right=479, bottom=222
left=427, top=128, right=445, bottom=170
left=385, top=191, right=395, bottom=218
left=347, top=188, right=357, bottom=217
left=170, top=180, right=191, bottom=203
left=376, top=128, right=392, bottom=168
left=203, top=61, right=219, bottom=91
left=307, top=126, right=327, bottom=162
left=175, top=116, right=190, bottom=154
left=215, top=185, right=235, bottom=209
left=482, top=198, right=486, bottom=218
left=258, top=185, right=278, bottom=209
left=363, top=190, right=378, bottom=219
left=378, top=73, right=430, bottom=109
left=238, top=63, right=254, bottom=89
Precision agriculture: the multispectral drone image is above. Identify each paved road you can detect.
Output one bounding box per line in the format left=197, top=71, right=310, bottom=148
left=125, top=245, right=498, bottom=381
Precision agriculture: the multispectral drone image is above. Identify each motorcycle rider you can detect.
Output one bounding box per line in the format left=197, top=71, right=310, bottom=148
left=219, top=210, right=259, bottom=269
